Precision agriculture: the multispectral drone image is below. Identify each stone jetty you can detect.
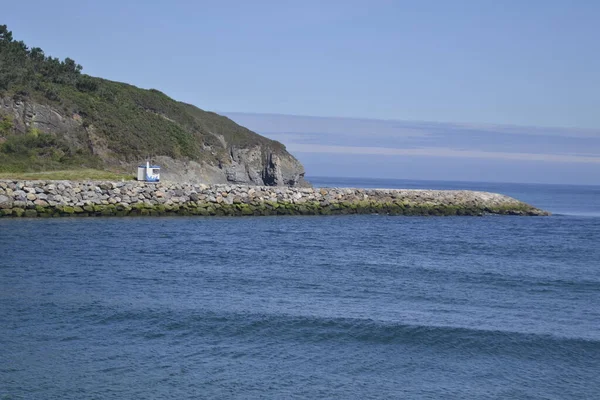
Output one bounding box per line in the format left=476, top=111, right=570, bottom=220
left=0, top=180, right=550, bottom=218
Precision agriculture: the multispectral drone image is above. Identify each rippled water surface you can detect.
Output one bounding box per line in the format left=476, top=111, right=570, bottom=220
left=1, top=179, right=599, bottom=399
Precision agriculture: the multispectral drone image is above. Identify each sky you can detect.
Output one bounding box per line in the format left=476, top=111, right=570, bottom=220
left=3, top=1, right=600, bottom=184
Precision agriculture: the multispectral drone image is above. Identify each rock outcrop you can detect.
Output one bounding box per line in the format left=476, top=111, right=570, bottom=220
left=0, top=180, right=550, bottom=218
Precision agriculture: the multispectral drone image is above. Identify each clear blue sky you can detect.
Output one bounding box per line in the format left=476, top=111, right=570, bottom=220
left=4, top=0, right=600, bottom=128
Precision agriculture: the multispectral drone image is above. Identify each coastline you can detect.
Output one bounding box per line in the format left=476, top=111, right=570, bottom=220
left=0, top=180, right=550, bottom=218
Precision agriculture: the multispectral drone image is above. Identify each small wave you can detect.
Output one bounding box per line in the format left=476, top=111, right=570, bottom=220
left=202, top=312, right=600, bottom=348
left=551, top=211, right=600, bottom=218
left=387, top=264, right=600, bottom=293
left=59, top=336, right=81, bottom=342
left=89, top=307, right=600, bottom=357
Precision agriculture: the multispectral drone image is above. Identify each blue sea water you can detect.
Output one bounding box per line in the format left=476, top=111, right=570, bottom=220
left=1, top=177, right=599, bottom=399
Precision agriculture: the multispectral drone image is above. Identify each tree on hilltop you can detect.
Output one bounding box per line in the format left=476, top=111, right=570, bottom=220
left=0, top=25, right=13, bottom=42
left=0, top=23, right=85, bottom=92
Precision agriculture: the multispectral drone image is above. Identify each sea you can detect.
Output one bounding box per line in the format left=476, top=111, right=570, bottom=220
left=1, top=177, right=599, bottom=399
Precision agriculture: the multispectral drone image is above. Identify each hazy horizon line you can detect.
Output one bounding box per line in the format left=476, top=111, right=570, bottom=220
left=304, top=175, right=600, bottom=188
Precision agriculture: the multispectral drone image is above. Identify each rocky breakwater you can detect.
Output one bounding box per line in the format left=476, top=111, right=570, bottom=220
left=0, top=180, right=550, bottom=218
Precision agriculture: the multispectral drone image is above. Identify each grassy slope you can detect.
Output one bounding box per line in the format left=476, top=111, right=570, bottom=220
left=8, top=78, right=284, bottom=161
left=0, top=169, right=133, bottom=181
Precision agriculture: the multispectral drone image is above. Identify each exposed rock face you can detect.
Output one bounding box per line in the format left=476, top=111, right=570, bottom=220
left=0, top=97, right=90, bottom=152
left=0, top=97, right=307, bottom=187
left=152, top=151, right=307, bottom=187
left=262, top=152, right=304, bottom=186
left=0, top=179, right=550, bottom=218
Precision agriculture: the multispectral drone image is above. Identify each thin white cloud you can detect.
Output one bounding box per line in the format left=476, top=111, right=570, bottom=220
left=449, top=122, right=600, bottom=138
left=225, top=112, right=431, bottom=138
left=226, top=112, right=600, bottom=139
left=286, top=144, right=600, bottom=164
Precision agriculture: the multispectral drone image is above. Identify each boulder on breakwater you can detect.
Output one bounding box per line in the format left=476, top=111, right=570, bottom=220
left=0, top=180, right=550, bottom=218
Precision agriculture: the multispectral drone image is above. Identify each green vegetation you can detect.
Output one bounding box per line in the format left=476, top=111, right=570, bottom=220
left=0, top=169, right=133, bottom=181
left=0, top=25, right=83, bottom=92
left=0, top=114, right=12, bottom=134
left=0, top=124, right=103, bottom=172
left=0, top=24, right=285, bottom=175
